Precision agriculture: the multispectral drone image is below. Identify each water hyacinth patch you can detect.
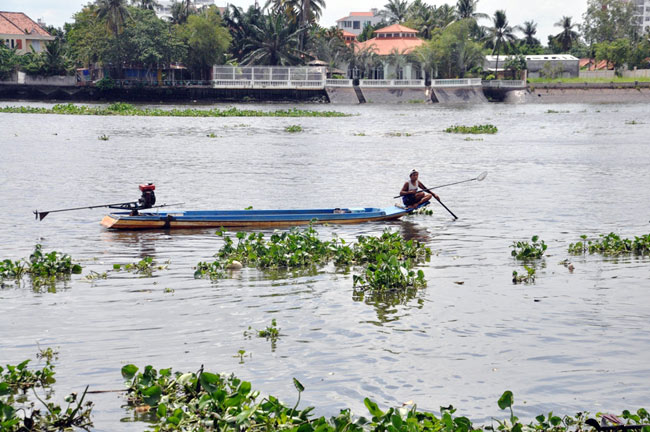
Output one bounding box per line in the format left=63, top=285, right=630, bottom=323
left=113, top=256, right=168, bottom=277
left=568, top=233, right=650, bottom=256
left=0, top=245, right=82, bottom=286
left=512, top=265, right=536, bottom=284
left=0, top=103, right=350, bottom=118
left=511, top=236, right=547, bottom=260
left=444, top=124, right=498, bottom=134
left=353, top=255, right=426, bottom=291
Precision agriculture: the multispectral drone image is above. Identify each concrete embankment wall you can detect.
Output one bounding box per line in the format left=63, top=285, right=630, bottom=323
left=0, top=84, right=328, bottom=103
left=526, top=82, right=650, bottom=103
left=432, top=86, right=487, bottom=104
left=358, top=87, right=429, bottom=104
left=325, top=86, right=360, bottom=104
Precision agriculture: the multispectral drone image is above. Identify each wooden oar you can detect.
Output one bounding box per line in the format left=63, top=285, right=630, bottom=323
left=393, top=171, right=487, bottom=198
left=34, top=202, right=184, bottom=221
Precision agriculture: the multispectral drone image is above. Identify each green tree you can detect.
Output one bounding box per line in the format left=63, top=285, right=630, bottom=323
left=383, top=0, right=409, bottom=24
left=581, top=0, right=638, bottom=45
left=518, top=20, right=539, bottom=47
left=419, top=19, right=484, bottom=78
left=486, top=10, right=517, bottom=77
left=309, top=27, right=348, bottom=73
left=595, top=38, right=631, bottom=73
left=131, top=0, right=159, bottom=10
left=171, top=0, right=196, bottom=24
left=66, top=5, right=112, bottom=67
left=455, top=0, right=488, bottom=21
left=0, top=44, right=20, bottom=80
left=387, top=47, right=412, bottom=78
left=96, top=0, right=131, bottom=37
left=552, top=16, right=580, bottom=52
left=223, top=5, right=264, bottom=63
left=122, top=8, right=182, bottom=79
left=240, top=12, right=305, bottom=65
left=177, top=6, right=231, bottom=78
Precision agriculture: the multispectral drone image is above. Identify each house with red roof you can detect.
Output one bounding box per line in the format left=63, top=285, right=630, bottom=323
left=0, top=11, right=54, bottom=54
left=348, top=24, right=426, bottom=80
left=336, top=10, right=384, bottom=36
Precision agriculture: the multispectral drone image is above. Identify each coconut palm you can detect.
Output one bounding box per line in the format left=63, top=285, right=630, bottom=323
left=241, top=12, right=306, bottom=65
left=553, top=16, right=579, bottom=52
left=387, top=47, right=412, bottom=79
left=383, top=0, right=409, bottom=24
left=435, top=4, right=456, bottom=27
left=345, top=43, right=378, bottom=78
left=486, top=10, right=517, bottom=77
left=131, top=0, right=159, bottom=10
left=518, top=20, right=540, bottom=46
left=455, top=0, right=488, bottom=21
left=96, top=0, right=130, bottom=36
left=170, top=0, right=196, bottom=24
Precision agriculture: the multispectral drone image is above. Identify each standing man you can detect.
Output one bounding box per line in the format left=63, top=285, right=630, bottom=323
left=400, top=169, right=437, bottom=209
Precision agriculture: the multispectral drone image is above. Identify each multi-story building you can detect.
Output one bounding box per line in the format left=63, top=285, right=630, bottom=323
left=0, top=11, right=54, bottom=54
left=336, top=10, right=384, bottom=36
left=632, top=0, right=650, bottom=33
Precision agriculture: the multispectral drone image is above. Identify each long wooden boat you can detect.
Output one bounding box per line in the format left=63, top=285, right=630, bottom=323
left=100, top=206, right=419, bottom=230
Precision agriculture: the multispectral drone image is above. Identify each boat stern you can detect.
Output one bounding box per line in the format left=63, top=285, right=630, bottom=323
left=100, top=214, right=120, bottom=229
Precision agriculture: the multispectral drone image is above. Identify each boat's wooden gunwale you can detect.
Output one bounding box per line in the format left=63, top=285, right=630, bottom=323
left=100, top=207, right=409, bottom=230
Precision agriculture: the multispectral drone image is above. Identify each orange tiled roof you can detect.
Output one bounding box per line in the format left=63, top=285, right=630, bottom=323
left=350, top=12, right=374, bottom=16
left=0, top=11, right=51, bottom=37
left=355, top=37, right=424, bottom=56
left=374, top=24, right=418, bottom=34
left=341, top=30, right=356, bottom=37
left=579, top=58, right=614, bottom=70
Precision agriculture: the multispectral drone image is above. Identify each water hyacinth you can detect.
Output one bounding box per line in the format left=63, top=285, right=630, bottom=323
left=0, top=244, right=82, bottom=284
left=568, top=233, right=650, bottom=256
left=0, top=103, right=350, bottom=118
left=444, top=124, right=498, bottom=134
left=194, top=227, right=431, bottom=293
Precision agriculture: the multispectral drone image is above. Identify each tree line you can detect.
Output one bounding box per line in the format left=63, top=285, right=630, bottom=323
left=0, top=0, right=649, bottom=82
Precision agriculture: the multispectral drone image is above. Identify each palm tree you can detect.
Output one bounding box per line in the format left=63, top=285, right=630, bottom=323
left=553, top=16, right=579, bottom=52
left=455, top=0, right=488, bottom=21
left=96, top=0, right=130, bottom=36
left=387, top=47, right=412, bottom=79
left=435, top=4, right=456, bottom=27
left=241, top=13, right=306, bottom=65
left=170, top=0, right=196, bottom=24
left=383, top=0, right=409, bottom=24
left=518, top=20, right=539, bottom=46
left=131, top=0, right=159, bottom=10
left=486, top=10, right=517, bottom=77
left=223, top=5, right=264, bottom=62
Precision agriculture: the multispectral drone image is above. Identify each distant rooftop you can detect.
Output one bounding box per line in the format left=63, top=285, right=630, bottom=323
left=0, top=11, right=52, bottom=37
left=485, top=54, right=579, bottom=61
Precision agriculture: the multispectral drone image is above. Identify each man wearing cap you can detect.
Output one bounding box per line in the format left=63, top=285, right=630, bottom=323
left=399, top=169, right=437, bottom=209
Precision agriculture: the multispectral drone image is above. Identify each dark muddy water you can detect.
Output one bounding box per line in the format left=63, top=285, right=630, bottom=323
left=1, top=101, right=649, bottom=430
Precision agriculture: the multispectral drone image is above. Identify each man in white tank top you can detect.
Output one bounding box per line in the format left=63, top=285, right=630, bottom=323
left=399, top=169, right=437, bottom=209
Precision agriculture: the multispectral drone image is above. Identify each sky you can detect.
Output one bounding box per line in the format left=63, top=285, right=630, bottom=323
left=5, top=0, right=589, bottom=44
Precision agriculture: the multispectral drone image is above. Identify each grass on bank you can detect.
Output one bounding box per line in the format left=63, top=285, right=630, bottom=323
left=0, top=102, right=350, bottom=118
left=528, top=76, right=650, bottom=84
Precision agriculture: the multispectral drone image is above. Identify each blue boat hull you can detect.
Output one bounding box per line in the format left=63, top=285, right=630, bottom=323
left=100, top=206, right=415, bottom=230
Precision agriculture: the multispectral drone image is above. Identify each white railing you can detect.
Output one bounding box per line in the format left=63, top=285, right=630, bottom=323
left=325, top=79, right=353, bottom=87
left=431, top=78, right=482, bottom=87
left=482, top=80, right=526, bottom=88
left=360, top=79, right=393, bottom=86
left=213, top=79, right=252, bottom=88
left=290, top=80, right=325, bottom=88
left=359, top=79, right=425, bottom=87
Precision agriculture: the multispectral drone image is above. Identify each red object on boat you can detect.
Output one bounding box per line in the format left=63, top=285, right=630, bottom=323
left=139, top=183, right=155, bottom=192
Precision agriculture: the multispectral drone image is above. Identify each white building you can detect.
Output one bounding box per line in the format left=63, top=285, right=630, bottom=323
left=484, top=54, right=580, bottom=78
left=336, top=10, right=384, bottom=36
left=632, top=0, right=650, bottom=33
left=155, top=0, right=218, bottom=21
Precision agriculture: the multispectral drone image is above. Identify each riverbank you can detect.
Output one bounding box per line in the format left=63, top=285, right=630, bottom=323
left=2, top=81, right=650, bottom=104
left=524, top=81, right=650, bottom=103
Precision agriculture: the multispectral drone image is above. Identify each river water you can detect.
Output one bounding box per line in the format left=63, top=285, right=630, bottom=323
left=1, top=101, right=649, bottom=430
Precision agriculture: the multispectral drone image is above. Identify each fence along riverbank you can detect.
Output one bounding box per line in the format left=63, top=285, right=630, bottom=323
left=2, top=65, right=650, bottom=103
